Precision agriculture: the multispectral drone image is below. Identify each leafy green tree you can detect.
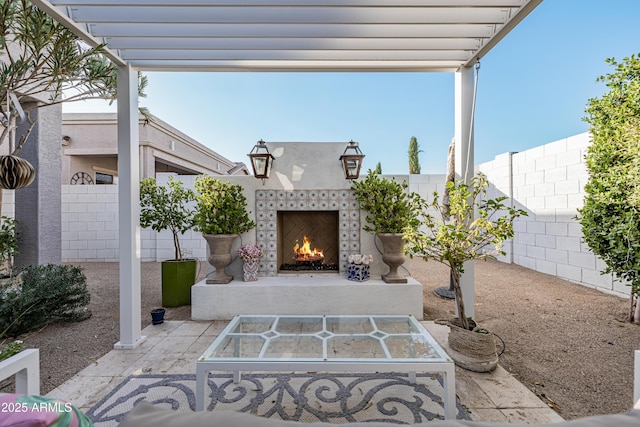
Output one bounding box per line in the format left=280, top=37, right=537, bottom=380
left=408, top=136, right=422, bottom=174
left=373, top=162, right=382, bottom=174
left=579, top=54, right=640, bottom=322
left=0, top=0, right=149, bottom=155
left=351, top=170, right=422, bottom=235
left=139, top=177, right=196, bottom=261
left=193, top=175, right=256, bottom=235
left=405, top=174, right=527, bottom=330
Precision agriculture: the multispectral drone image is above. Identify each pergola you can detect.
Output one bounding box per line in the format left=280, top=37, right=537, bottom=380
left=32, top=0, right=543, bottom=348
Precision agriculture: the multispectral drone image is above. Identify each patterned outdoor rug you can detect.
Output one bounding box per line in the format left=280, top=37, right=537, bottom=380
left=86, top=372, right=469, bottom=426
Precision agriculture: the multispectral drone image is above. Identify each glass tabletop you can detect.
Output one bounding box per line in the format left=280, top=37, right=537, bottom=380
left=199, top=315, right=451, bottom=363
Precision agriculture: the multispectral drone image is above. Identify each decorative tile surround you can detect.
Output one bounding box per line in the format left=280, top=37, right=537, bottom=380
left=255, top=189, right=361, bottom=276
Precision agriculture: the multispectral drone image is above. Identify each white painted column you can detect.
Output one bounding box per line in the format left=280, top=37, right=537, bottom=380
left=114, top=64, right=145, bottom=349
left=454, top=65, right=476, bottom=319
left=634, top=350, right=640, bottom=405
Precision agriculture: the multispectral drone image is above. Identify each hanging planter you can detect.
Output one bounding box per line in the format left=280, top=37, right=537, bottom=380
left=0, top=155, right=36, bottom=190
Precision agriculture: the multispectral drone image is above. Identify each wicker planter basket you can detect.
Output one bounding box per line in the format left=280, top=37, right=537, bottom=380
left=447, top=318, right=498, bottom=373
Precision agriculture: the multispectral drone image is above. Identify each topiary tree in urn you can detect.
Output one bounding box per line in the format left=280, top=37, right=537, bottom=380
left=193, top=175, right=256, bottom=284
left=351, top=170, right=421, bottom=283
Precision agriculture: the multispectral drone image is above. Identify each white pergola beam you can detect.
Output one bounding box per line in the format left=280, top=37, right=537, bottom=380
left=68, top=7, right=510, bottom=24
left=467, top=0, right=542, bottom=66
left=52, top=0, right=527, bottom=7
left=30, top=0, right=126, bottom=67
left=125, top=60, right=465, bottom=73
left=105, top=37, right=482, bottom=51
left=119, top=49, right=472, bottom=61
left=91, top=23, right=498, bottom=38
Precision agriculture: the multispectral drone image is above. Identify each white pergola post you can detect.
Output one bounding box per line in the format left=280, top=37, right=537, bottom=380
left=454, top=64, right=476, bottom=319
left=114, top=64, right=145, bottom=349
left=634, top=350, right=640, bottom=405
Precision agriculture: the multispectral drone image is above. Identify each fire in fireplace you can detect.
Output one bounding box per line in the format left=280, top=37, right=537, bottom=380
left=280, top=235, right=339, bottom=272
left=293, top=235, right=324, bottom=262
left=277, top=210, right=340, bottom=273
left=280, top=235, right=336, bottom=271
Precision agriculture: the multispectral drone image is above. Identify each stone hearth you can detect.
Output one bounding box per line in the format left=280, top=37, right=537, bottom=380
left=192, top=276, right=423, bottom=320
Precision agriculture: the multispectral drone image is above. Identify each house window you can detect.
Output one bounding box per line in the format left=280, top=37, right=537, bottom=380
left=96, top=172, right=114, bottom=185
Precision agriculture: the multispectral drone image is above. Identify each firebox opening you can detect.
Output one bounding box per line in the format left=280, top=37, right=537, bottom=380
left=278, top=211, right=339, bottom=273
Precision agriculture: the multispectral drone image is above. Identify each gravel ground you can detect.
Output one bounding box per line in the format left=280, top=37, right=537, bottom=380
left=3, top=258, right=639, bottom=420
left=413, top=257, right=639, bottom=420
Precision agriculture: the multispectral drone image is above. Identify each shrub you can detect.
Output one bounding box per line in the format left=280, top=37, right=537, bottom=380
left=0, top=216, right=18, bottom=277
left=0, top=340, right=24, bottom=362
left=193, top=175, right=256, bottom=235
left=0, top=264, right=91, bottom=338
left=351, top=170, right=421, bottom=234
left=579, top=54, right=640, bottom=322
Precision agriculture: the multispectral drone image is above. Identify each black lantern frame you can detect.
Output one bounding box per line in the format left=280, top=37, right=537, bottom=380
left=248, top=139, right=275, bottom=183
left=339, top=140, right=365, bottom=180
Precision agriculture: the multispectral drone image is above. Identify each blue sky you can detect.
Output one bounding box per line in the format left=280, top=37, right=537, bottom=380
left=65, top=0, right=640, bottom=174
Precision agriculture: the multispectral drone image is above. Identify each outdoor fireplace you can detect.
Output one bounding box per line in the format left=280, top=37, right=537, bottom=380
left=278, top=213, right=339, bottom=272
left=255, top=189, right=361, bottom=276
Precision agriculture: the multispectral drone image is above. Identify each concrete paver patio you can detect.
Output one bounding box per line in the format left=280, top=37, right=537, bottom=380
left=46, top=319, right=564, bottom=424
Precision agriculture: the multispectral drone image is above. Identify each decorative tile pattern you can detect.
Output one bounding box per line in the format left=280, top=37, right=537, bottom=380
left=347, top=264, right=370, bottom=282
left=85, top=372, right=470, bottom=426
left=256, top=190, right=360, bottom=276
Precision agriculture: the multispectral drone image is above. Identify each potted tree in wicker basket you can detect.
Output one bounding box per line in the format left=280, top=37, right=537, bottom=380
left=404, top=173, right=527, bottom=372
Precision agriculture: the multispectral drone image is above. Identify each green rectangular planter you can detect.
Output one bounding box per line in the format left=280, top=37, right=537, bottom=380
left=161, top=259, right=198, bottom=307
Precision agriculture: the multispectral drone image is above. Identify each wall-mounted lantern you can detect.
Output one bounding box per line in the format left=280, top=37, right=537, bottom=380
left=248, top=139, right=274, bottom=184
left=339, top=140, right=365, bottom=180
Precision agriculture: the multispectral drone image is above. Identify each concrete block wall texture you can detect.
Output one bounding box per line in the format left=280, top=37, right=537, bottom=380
left=61, top=185, right=120, bottom=262
left=1, top=189, right=14, bottom=218
left=478, top=132, right=625, bottom=298
left=61, top=183, right=208, bottom=263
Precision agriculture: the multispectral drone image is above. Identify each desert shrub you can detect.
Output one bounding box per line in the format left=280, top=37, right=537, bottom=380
left=0, top=264, right=91, bottom=338
left=0, top=340, right=24, bottom=362
left=0, top=216, right=18, bottom=278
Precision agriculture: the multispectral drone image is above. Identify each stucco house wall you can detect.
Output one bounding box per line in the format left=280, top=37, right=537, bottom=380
left=61, top=113, right=248, bottom=185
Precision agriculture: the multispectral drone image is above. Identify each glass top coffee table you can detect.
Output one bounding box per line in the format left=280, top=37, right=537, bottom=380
left=196, top=314, right=455, bottom=419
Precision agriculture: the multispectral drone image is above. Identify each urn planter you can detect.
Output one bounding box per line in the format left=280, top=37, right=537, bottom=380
left=203, top=234, right=238, bottom=284
left=377, top=233, right=408, bottom=283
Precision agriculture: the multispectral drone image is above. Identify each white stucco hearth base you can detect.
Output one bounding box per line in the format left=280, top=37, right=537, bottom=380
left=191, top=276, right=424, bottom=321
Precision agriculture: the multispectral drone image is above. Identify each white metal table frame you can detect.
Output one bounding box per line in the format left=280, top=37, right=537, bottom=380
left=196, top=314, right=456, bottom=419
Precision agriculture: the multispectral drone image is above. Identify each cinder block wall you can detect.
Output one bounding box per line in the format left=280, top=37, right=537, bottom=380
left=61, top=185, right=121, bottom=262
left=1, top=189, right=14, bottom=218
left=479, top=132, right=627, bottom=297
